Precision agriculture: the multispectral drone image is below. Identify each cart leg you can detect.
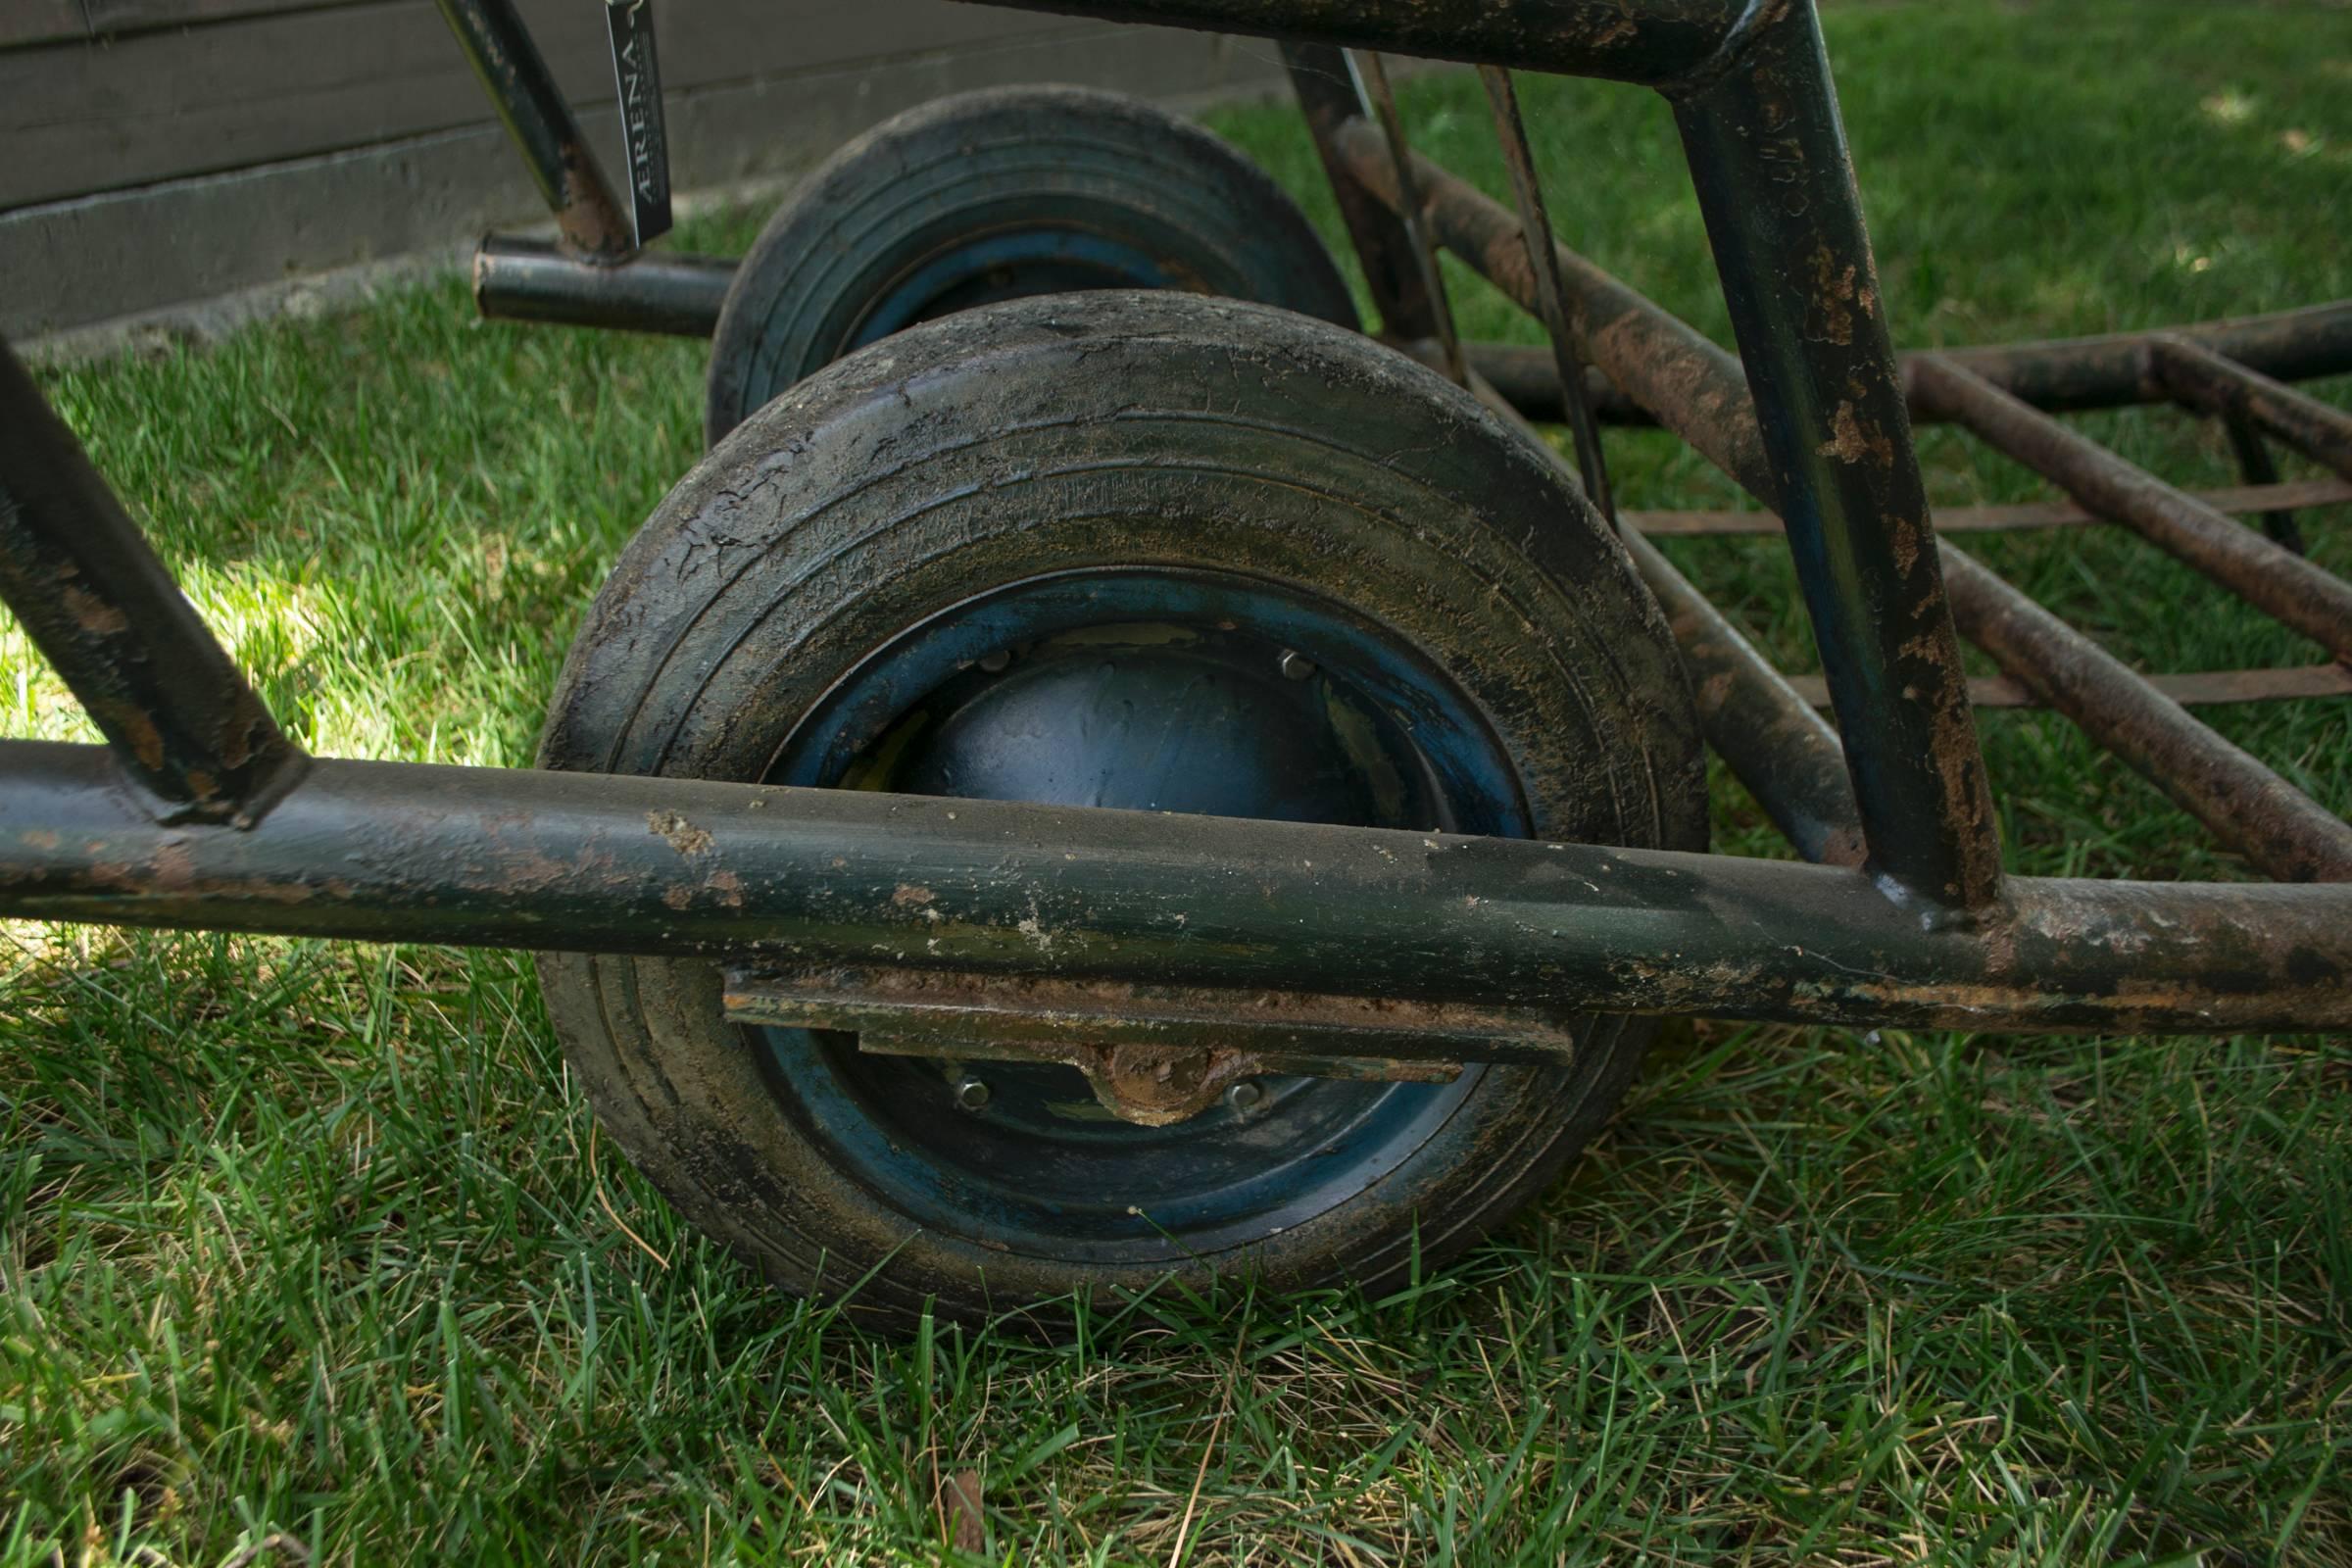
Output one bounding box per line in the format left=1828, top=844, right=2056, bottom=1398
left=0, top=340, right=304, bottom=823
left=1672, top=0, right=2002, bottom=912
left=432, top=0, right=635, bottom=262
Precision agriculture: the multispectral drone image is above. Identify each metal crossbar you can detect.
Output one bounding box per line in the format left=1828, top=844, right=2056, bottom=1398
left=3, top=0, right=2348, bottom=1044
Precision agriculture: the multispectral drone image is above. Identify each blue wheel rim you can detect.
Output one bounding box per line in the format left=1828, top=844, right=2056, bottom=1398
left=753, top=567, right=1538, bottom=1265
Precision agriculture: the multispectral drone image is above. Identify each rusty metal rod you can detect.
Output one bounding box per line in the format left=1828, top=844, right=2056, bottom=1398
left=1473, top=303, right=2352, bottom=425
left=1479, top=65, right=1616, bottom=523
left=1936, top=544, right=2352, bottom=883
left=1454, top=361, right=1863, bottom=867
left=432, top=0, right=634, bottom=261
left=460, top=240, right=2352, bottom=465
left=1913, top=355, right=2352, bottom=664
left=1626, top=478, right=2352, bottom=537
left=1786, top=662, right=2352, bottom=711
left=1332, top=111, right=1999, bottom=907
left=0, top=340, right=304, bottom=822
left=1626, top=527, right=1867, bottom=868
left=1446, top=354, right=2352, bottom=882
left=1335, top=117, right=1774, bottom=491
left=453, top=238, right=2352, bottom=443
left=1352, top=51, right=1465, bottom=384
left=1339, top=129, right=2352, bottom=886
left=945, top=0, right=1749, bottom=85
left=472, top=237, right=734, bottom=335
left=1478, top=335, right=2345, bottom=881
left=1940, top=302, right=2352, bottom=415
left=1671, top=4, right=1998, bottom=909
left=1282, top=43, right=1443, bottom=342
left=2150, top=333, right=2352, bottom=482
left=5, top=740, right=2349, bottom=1035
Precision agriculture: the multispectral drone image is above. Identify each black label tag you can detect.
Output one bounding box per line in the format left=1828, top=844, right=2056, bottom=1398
left=605, top=0, right=671, bottom=246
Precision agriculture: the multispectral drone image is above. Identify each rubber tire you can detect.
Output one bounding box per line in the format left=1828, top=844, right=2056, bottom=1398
left=542, top=293, right=1706, bottom=1332
left=705, top=83, right=1358, bottom=445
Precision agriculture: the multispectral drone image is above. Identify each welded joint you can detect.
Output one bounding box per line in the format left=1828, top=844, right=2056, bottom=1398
left=431, top=0, right=637, bottom=265
left=117, top=748, right=310, bottom=831
left=2144, top=335, right=2352, bottom=459
left=161, top=745, right=311, bottom=831
left=1656, top=0, right=1800, bottom=102
left=2141, top=334, right=2229, bottom=412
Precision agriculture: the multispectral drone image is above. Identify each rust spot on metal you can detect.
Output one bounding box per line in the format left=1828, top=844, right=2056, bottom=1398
left=61, top=585, right=128, bottom=635
left=892, top=883, right=936, bottom=907
left=1808, top=244, right=1857, bottom=346
left=147, top=840, right=195, bottom=892
left=2, top=334, right=309, bottom=823
left=722, top=965, right=1498, bottom=1125
left=1815, top=400, right=1892, bottom=467
left=555, top=141, right=634, bottom=261
left=92, top=700, right=166, bottom=772
left=1079, top=1042, right=1261, bottom=1126
left=645, top=810, right=713, bottom=858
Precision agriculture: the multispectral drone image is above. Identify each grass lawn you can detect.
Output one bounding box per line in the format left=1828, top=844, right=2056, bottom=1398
left=6, top=0, right=2352, bottom=1560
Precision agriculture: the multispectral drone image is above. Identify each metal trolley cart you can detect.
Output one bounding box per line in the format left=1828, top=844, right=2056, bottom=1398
left=4, top=0, right=2347, bottom=1328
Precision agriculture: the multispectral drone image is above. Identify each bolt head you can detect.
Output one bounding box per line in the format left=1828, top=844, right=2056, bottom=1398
left=1277, top=650, right=1316, bottom=682
left=976, top=649, right=1012, bottom=674
left=955, top=1076, right=992, bottom=1111
left=1224, top=1081, right=1265, bottom=1112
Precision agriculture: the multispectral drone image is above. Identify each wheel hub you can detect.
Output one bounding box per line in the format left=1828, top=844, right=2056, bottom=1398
left=891, top=628, right=1439, bottom=827
left=858, top=623, right=1450, bottom=1124
left=752, top=566, right=1541, bottom=1253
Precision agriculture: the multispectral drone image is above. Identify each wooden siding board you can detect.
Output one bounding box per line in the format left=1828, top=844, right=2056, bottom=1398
left=2, top=23, right=1283, bottom=340
left=1, top=1, right=90, bottom=50
left=81, top=0, right=360, bottom=40
left=1, top=0, right=1076, bottom=209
